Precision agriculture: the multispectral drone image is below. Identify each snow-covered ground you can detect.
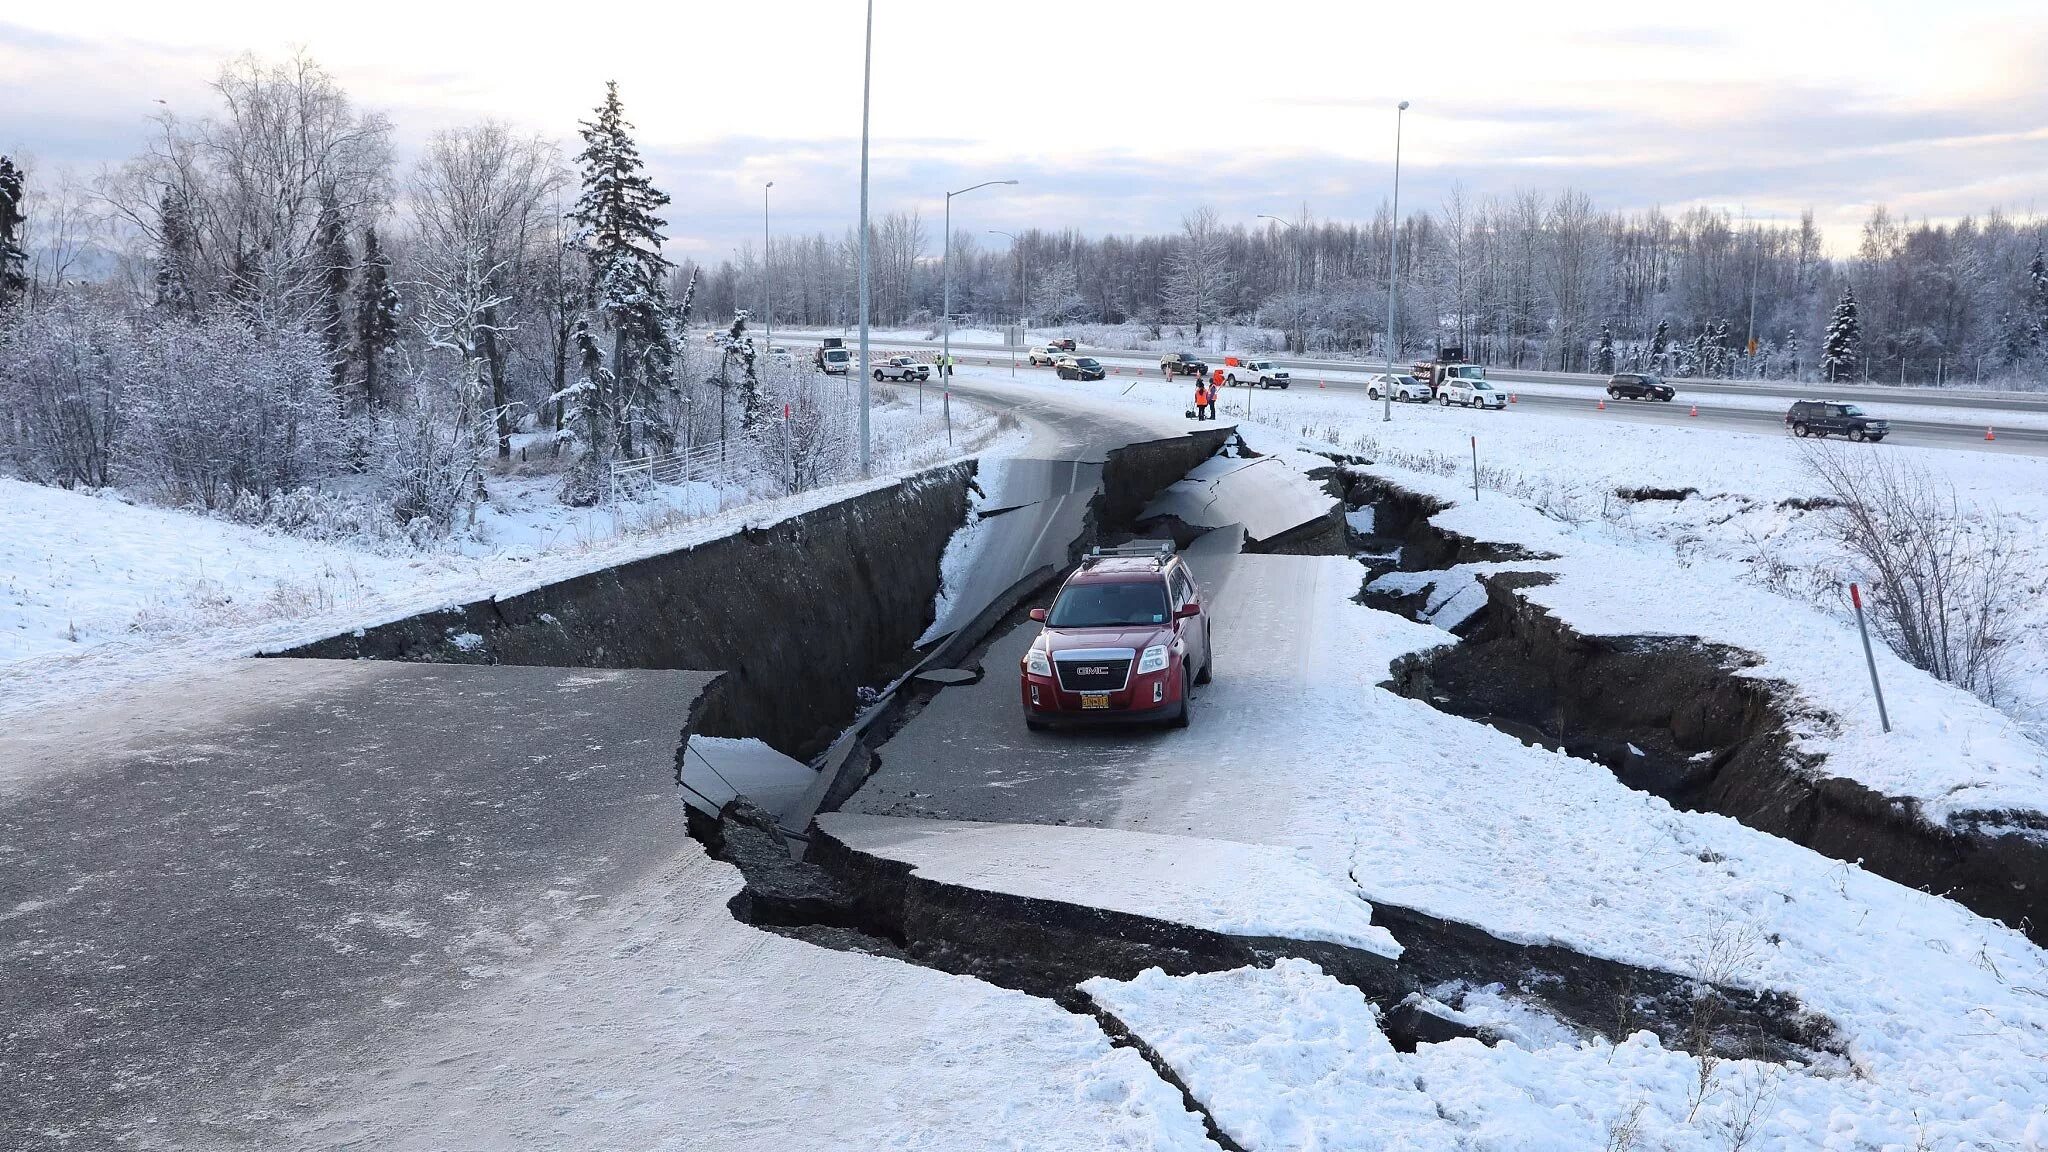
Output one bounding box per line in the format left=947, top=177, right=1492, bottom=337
left=0, top=388, right=1021, bottom=719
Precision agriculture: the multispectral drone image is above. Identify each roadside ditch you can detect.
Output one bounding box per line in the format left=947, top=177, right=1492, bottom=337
left=1342, top=469, right=2048, bottom=947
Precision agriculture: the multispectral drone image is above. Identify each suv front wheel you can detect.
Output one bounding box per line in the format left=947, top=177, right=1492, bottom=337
left=1170, top=668, right=1191, bottom=729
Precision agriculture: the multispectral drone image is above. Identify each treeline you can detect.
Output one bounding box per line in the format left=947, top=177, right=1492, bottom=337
left=0, top=53, right=797, bottom=537
left=707, top=196, right=2048, bottom=386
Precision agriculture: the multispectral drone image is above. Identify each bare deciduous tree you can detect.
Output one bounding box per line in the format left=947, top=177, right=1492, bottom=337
left=1805, top=442, right=2017, bottom=699
left=409, top=122, right=564, bottom=456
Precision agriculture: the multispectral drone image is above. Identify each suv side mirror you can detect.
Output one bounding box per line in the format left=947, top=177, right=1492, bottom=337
left=1176, top=601, right=1201, bottom=619
left=1029, top=607, right=1048, bottom=623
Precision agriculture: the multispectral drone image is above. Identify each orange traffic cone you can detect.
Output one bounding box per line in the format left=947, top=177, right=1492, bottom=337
left=1689, top=404, right=1698, bottom=417
left=1596, top=398, right=1607, bottom=410
left=1986, top=426, right=1997, bottom=441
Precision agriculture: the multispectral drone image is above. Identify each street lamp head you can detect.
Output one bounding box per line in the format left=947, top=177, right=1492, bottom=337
left=765, top=180, right=774, bottom=189
left=1398, top=100, right=1410, bottom=111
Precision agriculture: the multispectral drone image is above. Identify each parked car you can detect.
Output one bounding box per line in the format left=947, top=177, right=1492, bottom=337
left=1367, top=373, right=1432, bottom=403
left=1160, top=352, right=1210, bottom=378
left=1439, top=379, right=1507, bottom=409
left=1607, top=373, right=1675, bottom=402
left=1027, top=344, right=1063, bottom=367
left=1786, top=400, right=1889, bottom=442
left=873, top=355, right=932, bottom=382
left=1055, top=355, right=1107, bottom=381
left=768, top=345, right=796, bottom=368
left=1048, top=337, right=1078, bottom=352
left=1020, top=542, right=1211, bottom=729
left=1223, top=357, right=1290, bottom=389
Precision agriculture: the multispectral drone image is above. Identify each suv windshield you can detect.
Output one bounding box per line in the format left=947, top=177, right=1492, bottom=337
left=1840, top=404, right=1867, bottom=416
left=1074, top=358, right=1100, bottom=368
left=1450, top=366, right=1484, bottom=379
left=1048, top=581, right=1168, bottom=628
left=1473, top=381, right=1494, bottom=390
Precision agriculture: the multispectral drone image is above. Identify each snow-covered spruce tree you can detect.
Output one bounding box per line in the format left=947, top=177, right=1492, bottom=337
left=568, top=81, right=674, bottom=462
left=354, top=225, right=401, bottom=409
left=0, top=155, right=26, bottom=312
left=1595, top=324, right=1615, bottom=374
left=153, top=188, right=197, bottom=315
left=1783, top=329, right=1801, bottom=380
left=1822, top=286, right=1862, bottom=382
left=1648, top=320, right=1669, bottom=372
left=315, top=186, right=354, bottom=388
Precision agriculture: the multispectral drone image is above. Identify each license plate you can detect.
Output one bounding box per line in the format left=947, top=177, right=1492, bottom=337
left=1081, top=693, right=1110, bottom=710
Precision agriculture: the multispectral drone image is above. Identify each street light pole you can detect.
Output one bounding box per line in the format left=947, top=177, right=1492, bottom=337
left=1384, top=100, right=1409, bottom=423
left=941, top=178, right=1018, bottom=394
left=989, top=229, right=1023, bottom=377
left=1258, top=214, right=1302, bottom=355
left=856, top=0, right=873, bottom=475
left=763, top=180, right=774, bottom=372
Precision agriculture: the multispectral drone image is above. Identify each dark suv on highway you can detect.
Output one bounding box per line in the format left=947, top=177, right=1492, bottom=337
left=1606, top=373, right=1675, bottom=402
left=1020, top=543, right=1211, bottom=729
left=1159, top=352, right=1209, bottom=378
left=1786, top=399, right=1889, bottom=442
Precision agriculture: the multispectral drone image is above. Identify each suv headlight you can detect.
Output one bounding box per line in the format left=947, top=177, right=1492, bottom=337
left=1025, top=648, right=1052, bottom=677
left=1136, top=645, right=1170, bottom=675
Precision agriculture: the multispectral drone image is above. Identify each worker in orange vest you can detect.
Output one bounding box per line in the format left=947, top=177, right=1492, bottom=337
left=1193, top=378, right=1215, bottom=421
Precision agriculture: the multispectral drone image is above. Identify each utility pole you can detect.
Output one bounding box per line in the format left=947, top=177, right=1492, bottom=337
left=941, top=178, right=1018, bottom=398
left=763, top=180, right=775, bottom=373
left=857, top=0, right=874, bottom=475
left=990, top=229, right=1023, bottom=377
left=1383, top=100, right=1410, bottom=423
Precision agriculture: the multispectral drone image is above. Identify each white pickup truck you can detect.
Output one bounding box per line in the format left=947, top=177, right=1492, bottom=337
left=872, top=355, right=932, bottom=382
left=1222, top=357, right=1290, bottom=389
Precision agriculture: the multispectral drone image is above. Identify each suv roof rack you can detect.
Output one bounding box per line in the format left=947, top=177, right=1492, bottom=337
left=1082, top=540, right=1174, bottom=569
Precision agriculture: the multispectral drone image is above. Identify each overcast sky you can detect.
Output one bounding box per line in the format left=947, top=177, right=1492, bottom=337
left=5, top=0, right=2045, bottom=261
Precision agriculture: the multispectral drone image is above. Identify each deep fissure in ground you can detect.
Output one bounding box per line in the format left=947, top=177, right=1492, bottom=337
left=696, top=440, right=1840, bottom=1091
left=1342, top=468, right=2048, bottom=947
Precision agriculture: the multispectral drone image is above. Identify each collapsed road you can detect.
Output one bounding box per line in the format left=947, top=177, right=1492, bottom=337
left=24, top=371, right=2017, bottom=1147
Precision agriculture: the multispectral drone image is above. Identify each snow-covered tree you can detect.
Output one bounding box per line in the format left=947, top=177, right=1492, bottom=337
left=153, top=188, right=197, bottom=315
left=1162, top=207, right=1236, bottom=337
left=1822, top=286, right=1862, bottom=382
left=1594, top=324, right=1615, bottom=373
left=354, top=225, right=400, bottom=409
left=315, top=186, right=353, bottom=387
left=568, top=81, right=673, bottom=459
left=2027, top=248, right=2048, bottom=352
left=0, top=155, right=26, bottom=312
left=1030, top=260, right=1085, bottom=325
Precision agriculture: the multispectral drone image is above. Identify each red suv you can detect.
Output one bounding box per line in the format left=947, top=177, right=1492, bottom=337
left=1020, top=543, right=1213, bottom=730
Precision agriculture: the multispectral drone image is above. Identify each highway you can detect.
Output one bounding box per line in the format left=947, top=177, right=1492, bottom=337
left=775, top=332, right=2048, bottom=455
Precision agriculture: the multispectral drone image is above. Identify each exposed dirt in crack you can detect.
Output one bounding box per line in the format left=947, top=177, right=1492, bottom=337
left=695, top=796, right=1838, bottom=1066
left=1357, top=470, right=2048, bottom=947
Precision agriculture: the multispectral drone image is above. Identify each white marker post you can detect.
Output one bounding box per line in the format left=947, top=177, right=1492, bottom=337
left=1849, top=582, right=1892, bottom=733
left=1470, top=436, right=1480, bottom=502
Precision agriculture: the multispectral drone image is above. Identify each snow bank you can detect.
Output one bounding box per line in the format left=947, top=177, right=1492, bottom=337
left=1092, top=960, right=2048, bottom=1152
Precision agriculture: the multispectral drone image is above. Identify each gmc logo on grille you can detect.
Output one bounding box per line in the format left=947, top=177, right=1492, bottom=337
left=1075, top=665, right=1110, bottom=676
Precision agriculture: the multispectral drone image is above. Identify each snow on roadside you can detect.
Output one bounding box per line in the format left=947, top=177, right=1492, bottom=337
left=290, top=845, right=1220, bottom=1151
left=0, top=391, right=1027, bottom=720
left=1090, top=959, right=2048, bottom=1152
